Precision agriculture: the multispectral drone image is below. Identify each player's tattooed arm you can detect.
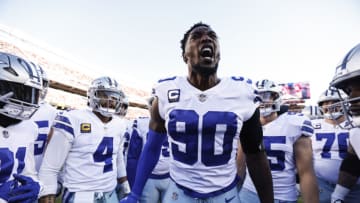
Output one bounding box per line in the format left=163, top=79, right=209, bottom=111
left=38, top=195, right=56, bottom=203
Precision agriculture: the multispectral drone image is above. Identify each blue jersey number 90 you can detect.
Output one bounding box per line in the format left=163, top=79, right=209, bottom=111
left=167, top=110, right=237, bottom=166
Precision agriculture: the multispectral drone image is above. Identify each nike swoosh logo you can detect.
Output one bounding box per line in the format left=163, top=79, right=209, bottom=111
left=225, top=195, right=236, bottom=203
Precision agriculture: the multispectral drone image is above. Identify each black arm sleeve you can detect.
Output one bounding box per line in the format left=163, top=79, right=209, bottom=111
left=340, top=152, right=360, bottom=177
left=240, top=108, right=264, bottom=154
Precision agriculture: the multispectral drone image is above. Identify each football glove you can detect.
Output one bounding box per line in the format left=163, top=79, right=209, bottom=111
left=8, top=174, right=40, bottom=203
left=119, top=192, right=139, bottom=203
left=0, top=180, right=16, bottom=201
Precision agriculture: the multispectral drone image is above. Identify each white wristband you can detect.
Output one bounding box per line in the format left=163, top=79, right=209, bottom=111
left=119, top=180, right=131, bottom=194
left=331, top=184, right=350, bottom=202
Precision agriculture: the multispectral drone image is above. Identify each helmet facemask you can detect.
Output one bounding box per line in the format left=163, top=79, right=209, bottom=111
left=37, top=65, right=49, bottom=101
left=317, top=88, right=348, bottom=121
left=259, top=92, right=281, bottom=117
left=90, top=89, right=123, bottom=118
left=40, top=78, right=49, bottom=101
left=320, top=102, right=343, bottom=120
left=117, top=97, right=128, bottom=118
left=0, top=80, right=40, bottom=120
left=330, top=96, right=360, bottom=129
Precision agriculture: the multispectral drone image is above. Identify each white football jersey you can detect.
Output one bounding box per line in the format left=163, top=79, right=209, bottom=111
left=311, top=119, right=351, bottom=184
left=0, top=120, right=40, bottom=185
left=121, top=118, right=134, bottom=166
left=242, top=112, right=314, bottom=201
left=154, top=76, right=259, bottom=195
left=42, top=109, right=127, bottom=193
left=129, top=116, right=170, bottom=175
left=30, top=101, right=58, bottom=172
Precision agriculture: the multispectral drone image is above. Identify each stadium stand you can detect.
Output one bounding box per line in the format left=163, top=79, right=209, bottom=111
left=0, top=24, right=149, bottom=118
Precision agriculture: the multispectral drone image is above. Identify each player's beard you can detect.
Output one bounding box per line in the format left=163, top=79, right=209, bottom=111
left=192, top=63, right=218, bottom=77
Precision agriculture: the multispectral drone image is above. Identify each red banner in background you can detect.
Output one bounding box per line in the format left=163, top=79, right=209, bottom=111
left=279, top=82, right=311, bottom=100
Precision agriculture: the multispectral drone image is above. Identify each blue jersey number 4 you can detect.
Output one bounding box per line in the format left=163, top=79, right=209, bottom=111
left=93, top=137, right=114, bottom=173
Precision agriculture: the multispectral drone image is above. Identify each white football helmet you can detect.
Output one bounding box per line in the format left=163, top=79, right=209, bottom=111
left=302, top=105, right=323, bottom=120
left=87, top=76, right=125, bottom=118
left=330, top=43, right=360, bottom=128
left=255, top=79, right=282, bottom=117
left=317, top=88, right=346, bottom=120
left=0, top=52, right=42, bottom=120
left=37, top=65, right=49, bottom=101
left=118, top=96, right=129, bottom=118
left=146, top=88, right=156, bottom=109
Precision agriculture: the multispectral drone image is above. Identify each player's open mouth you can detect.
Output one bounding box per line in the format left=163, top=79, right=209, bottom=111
left=200, top=45, right=213, bottom=61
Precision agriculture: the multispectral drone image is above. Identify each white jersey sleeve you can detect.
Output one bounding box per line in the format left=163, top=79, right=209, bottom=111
left=117, top=118, right=129, bottom=178
left=121, top=119, right=134, bottom=166
left=30, top=102, right=58, bottom=172
left=39, top=125, right=72, bottom=196
left=135, top=116, right=170, bottom=176
left=153, top=75, right=259, bottom=196
left=116, top=144, right=127, bottom=178
left=349, top=128, right=360, bottom=157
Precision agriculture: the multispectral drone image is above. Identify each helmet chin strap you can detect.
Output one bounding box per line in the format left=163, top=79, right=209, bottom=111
left=260, top=107, right=274, bottom=117
left=98, top=110, right=113, bottom=118
left=324, top=112, right=343, bottom=120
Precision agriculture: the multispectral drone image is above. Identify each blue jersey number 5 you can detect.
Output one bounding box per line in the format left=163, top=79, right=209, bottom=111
left=263, top=136, right=286, bottom=171
left=167, top=110, right=237, bottom=167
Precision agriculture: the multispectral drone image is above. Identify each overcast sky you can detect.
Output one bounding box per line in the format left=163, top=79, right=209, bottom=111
left=1, top=0, right=360, bottom=104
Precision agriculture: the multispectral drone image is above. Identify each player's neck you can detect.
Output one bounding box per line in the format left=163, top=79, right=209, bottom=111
left=260, top=113, right=277, bottom=125
left=93, top=111, right=113, bottom=123
left=325, top=116, right=346, bottom=126
left=187, top=73, right=220, bottom=91
left=0, top=114, right=22, bottom=127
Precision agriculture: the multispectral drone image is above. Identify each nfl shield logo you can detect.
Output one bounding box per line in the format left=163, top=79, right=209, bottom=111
left=198, top=94, right=207, bottom=102
left=172, top=192, right=178, bottom=200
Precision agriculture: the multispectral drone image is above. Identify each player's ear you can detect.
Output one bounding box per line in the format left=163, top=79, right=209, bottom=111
left=182, top=53, right=188, bottom=63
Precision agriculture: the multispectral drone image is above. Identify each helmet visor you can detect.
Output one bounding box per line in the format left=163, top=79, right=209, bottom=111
left=0, top=80, right=40, bottom=105
left=94, top=90, right=123, bottom=111
left=0, top=80, right=40, bottom=120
